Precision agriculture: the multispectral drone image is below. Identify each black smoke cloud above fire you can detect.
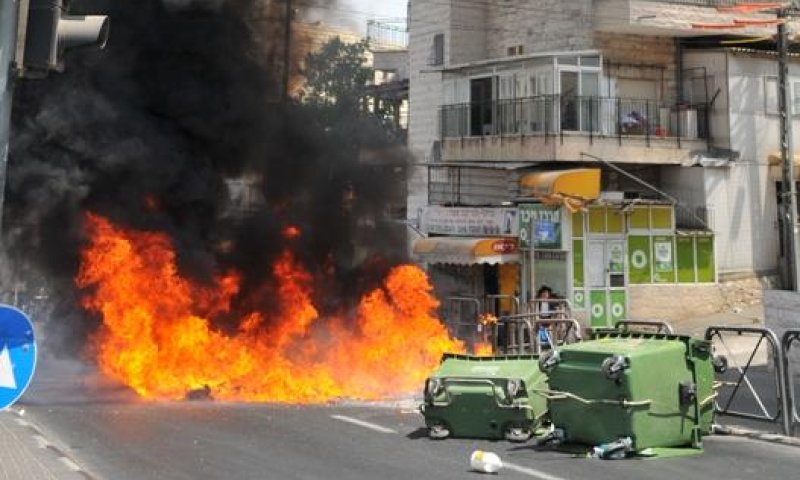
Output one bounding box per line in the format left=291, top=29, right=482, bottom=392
left=5, top=0, right=407, bottom=350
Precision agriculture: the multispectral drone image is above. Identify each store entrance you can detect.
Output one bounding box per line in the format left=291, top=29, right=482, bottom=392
left=586, top=238, right=627, bottom=327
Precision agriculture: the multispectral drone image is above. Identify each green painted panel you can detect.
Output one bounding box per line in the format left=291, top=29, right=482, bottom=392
left=696, top=236, right=715, bottom=283
left=676, top=236, right=696, bottom=283
left=572, top=212, right=584, bottom=238
left=651, top=206, right=674, bottom=230
left=628, top=236, right=652, bottom=284
left=590, top=290, right=608, bottom=327
left=609, top=290, right=626, bottom=323
left=573, top=289, right=586, bottom=311
left=588, top=207, right=605, bottom=233
left=652, top=235, right=676, bottom=283
left=573, top=239, right=584, bottom=287
left=607, top=207, right=624, bottom=233
left=630, top=206, right=649, bottom=230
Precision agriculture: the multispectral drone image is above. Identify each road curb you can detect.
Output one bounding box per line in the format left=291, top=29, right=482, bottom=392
left=712, top=424, right=800, bottom=447
left=9, top=407, right=96, bottom=480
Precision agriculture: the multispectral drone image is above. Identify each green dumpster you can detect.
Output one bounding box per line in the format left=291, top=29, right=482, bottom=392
left=544, top=332, right=714, bottom=451
left=420, top=353, right=548, bottom=441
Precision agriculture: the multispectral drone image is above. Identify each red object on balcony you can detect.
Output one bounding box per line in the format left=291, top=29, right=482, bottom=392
left=733, top=17, right=784, bottom=26
left=717, top=3, right=786, bottom=14
left=691, top=22, right=745, bottom=29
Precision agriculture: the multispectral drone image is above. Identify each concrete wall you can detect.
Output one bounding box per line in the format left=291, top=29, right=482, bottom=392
left=703, top=53, right=800, bottom=277
left=373, top=50, right=409, bottom=81
left=487, top=0, right=594, bottom=58
left=408, top=0, right=450, bottom=233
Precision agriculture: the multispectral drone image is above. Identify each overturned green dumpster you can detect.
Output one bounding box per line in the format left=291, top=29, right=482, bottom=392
left=541, top=331, right=715, bottom=456
left=421, top=353, right=548, bottom=441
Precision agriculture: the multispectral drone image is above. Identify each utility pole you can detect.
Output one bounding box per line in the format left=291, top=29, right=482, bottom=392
left=283, top=0, right=292, bottom=101
left=778, top=7, right=800, bottom=291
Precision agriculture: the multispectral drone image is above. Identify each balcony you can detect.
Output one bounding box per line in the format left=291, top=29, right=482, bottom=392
left=595, top=0, right=781, bottom=37
left=439, top=95, right=709, bottom=165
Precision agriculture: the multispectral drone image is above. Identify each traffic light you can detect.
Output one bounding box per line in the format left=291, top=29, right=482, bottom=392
left=16, top=0, right=109, bottom=78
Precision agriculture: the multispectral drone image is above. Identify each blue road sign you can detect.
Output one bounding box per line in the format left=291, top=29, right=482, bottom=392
left=0, top=305, right=37, bottom=410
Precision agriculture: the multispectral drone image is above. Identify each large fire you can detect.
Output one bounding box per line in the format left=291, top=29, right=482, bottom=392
left=76, top=213, right=464, bottom=402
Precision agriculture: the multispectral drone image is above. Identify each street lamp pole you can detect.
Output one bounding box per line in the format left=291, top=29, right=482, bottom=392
left=778, top=7, right=800, bottom=291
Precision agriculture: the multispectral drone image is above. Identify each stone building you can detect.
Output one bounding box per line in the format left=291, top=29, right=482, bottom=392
left=407, top=0, right=800, bottom=326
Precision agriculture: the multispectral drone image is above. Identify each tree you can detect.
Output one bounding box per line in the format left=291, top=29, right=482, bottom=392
left=303, top=37, right=372, bottom=114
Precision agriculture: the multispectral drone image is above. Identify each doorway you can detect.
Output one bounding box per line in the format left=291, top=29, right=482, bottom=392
left=586, top=238, right=627, bottom=327
left=470, top=77, right=494, bottom=136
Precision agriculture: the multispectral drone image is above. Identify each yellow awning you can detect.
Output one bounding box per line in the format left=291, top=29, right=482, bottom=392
left=412, top=237, right=519, bottom=265
left=519, top=168, right=601, bottom=200
left=519, top=168, right=601, bottom=212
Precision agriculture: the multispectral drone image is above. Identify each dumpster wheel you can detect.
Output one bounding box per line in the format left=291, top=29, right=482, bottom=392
left=504, top=426, right=533, bottom=443
left=428, top=424, right=450, bottom=440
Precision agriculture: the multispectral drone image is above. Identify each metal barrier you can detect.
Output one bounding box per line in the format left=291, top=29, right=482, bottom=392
left=492, top=314, right=582, bottom=355
left=485, top=294, right=521, bottom=316
left=527, top=298, right=571, bottom=318
left=705, top=326, right=791, bottom=435
left=443, top=296, right=483, bottom=346
left=493, top=313, right=536, bottom=354
left=781, top=329, right=800, bottom=434
left=532, top=318, right=583, bottom=354
left=613, top=320, right=675, bottom=335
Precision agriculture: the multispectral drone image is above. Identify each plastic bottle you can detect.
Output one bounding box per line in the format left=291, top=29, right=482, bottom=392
left=590, top=437, right=633, bottom=460
left=470, top=450, right=503, bottom=473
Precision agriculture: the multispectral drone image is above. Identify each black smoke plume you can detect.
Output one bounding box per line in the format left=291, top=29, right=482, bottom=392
left=4, top=0, right=408, bottom=354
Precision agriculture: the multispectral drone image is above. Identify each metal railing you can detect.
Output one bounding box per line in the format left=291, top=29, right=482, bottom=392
left=781, top=329, right=800, bottom=434
left=705, top=326, right=791, bottom=435
left=439, top=95, right=709, bottom=147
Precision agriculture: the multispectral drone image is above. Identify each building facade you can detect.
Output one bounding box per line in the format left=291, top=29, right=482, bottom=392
left=407, top=0, right=799, bottom=328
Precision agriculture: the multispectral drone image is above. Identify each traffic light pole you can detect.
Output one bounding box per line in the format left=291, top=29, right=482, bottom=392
left=778, top=8, right=800, bottom=292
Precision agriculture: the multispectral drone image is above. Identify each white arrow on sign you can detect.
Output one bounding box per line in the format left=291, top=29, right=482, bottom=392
left=0, top=345, right=16, bottom=389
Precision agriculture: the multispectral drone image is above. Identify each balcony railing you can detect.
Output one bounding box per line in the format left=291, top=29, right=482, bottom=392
left=440, top=95, right=709, bottom=147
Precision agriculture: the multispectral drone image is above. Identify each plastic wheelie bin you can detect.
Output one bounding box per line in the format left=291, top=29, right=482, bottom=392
left=420, top=353, right=548, bottom=441
left=542, top=331, right=714, bottom=452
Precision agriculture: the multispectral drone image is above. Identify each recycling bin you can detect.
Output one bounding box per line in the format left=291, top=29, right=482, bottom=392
left=421, top=353, right=548, bottom=441
left=544, top=331, right=714, bottom=450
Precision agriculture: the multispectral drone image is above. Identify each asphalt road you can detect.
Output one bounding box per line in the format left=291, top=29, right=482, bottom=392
left=12, top=353, right=800, bottom=480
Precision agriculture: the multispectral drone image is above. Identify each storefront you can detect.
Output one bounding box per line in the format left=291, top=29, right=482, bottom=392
left=412, top=207, right=521, bottom=318
left=413, top=168, right=717, bottom=329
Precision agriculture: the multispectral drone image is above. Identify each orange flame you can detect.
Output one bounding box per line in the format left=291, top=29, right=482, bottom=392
left=473, top=342, right=494, bottom=357
left=282, top=225, right=301, bottom=239
left=76, top=213, right=463, bottom=402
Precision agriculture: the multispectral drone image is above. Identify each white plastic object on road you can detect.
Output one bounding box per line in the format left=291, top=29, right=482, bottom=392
left=470, top=450, right=503, bottom=473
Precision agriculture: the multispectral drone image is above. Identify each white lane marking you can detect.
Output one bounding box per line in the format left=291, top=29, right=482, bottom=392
left=503, top=461, right=568, bottom=480
left=58, top=456, right=82, bottom=472
left=330, top=415, right=398, bottom=434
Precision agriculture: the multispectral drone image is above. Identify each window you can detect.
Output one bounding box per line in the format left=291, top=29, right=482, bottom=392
left=765, top=76, right=779, bottom=114
left=793, top=81, right=800, bottom=115
left=507, top=45, right=524, bottom=56
left=431, top=33, right=444, bottom=66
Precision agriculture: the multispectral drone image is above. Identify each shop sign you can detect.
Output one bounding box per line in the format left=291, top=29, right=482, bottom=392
left=519, top=204, right=561, bottom=249
left=421, top=206, right=518, bottom=237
